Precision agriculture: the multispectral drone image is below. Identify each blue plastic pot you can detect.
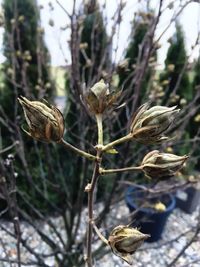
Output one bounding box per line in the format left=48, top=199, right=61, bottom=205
left=176, top=186, right=200, bottom=214
left=125, top=186, right=176, bottom=242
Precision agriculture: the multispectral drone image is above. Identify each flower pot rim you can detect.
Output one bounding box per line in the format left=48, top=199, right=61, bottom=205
left=125, top=186, right=176, bottom=215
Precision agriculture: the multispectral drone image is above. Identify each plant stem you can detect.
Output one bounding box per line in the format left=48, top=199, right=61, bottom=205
left=96, top=114, right=103, bottom=145
left=59, top=138, right=96, bottom=161
left=86, top=150, right=102, bottom=267
left=92, top=222, right=108, bottom=245
left=86, top=114, right=105, bottom=266
left=102, top=133, right=132, bottom=152
left=100, top=166, right=142, bottom=175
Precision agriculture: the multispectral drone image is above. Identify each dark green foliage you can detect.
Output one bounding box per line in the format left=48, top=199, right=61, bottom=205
left=15, top=144, right=67, bottom=215
left=160, top=25, right=199, bottom=168
left=118, top=18, right=148, bottom=89
left=118, top=11, right=156, bottom=96
left=79, top=1, right=110, bottom=85
left=1, top=0, right=54, bottom=118
left=0, top=0, right=57, bottom=215
left=160, top=24, right=191, bottom=104
left=188, top=57, right=200, bottom=139
left=116, top=12, right=156, bottom=137
left=193, top=57, right=200, bottom=90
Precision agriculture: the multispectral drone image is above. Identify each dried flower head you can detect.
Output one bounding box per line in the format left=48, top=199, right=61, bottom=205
left=167, top=64, right=175, bottom=72
left=130, top=103, right=179, bottom=144
left=141, top=150, right=188, bottom=179
left=48, top=18, right=54, bottom=27
left=83, top=79, right=121, bottom=114
left=18, top=96, right=64, bottom=142
left=79, top=42, right=88, bottom=49
left=194, top=114, right=200, bottom=123
left=108, top=225, right=149, bottom=265
left=18, top=15, right=25, bottom=22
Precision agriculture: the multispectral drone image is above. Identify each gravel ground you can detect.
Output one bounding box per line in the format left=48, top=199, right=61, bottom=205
left=97, top=203, right=200, bottom=267
left=0, top=201, right=199, bottom=267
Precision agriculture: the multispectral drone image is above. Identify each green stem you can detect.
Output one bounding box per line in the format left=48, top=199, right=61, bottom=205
left=100, top=166, right=142, bottom=175
left=96, top=114, right=103, bottom=145
left=102, top=133, right=132, bottom=152
left=59, top=138, right=96, bottom=161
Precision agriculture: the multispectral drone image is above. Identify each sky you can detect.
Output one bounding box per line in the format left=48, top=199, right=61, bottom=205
left=0, top=0, right=200, bottom=68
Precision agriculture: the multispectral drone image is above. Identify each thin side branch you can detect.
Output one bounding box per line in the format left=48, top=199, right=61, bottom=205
left=59, top=138, right=96, bottom=160
left=102, top=133, right=133, bottom=152
left=100, top=166, right=142, bottom=175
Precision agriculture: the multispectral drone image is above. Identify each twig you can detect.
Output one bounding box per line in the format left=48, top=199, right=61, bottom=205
left=0, top=141, right=19, bottom=155
left=92, top=222, right=108, bottom=245
left=59, top=138, right=96, bottom=160
left=102, top=133, right=132, bottom=152
left=100, top=166, right=142, bottom=174
left=56, top=0, right=71, bottom=18
left=85, top=150, right=102, bottom=267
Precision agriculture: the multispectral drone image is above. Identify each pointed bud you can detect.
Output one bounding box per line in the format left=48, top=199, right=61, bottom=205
left=83, top=79, right=121, bottom=114
left=18, top=96, right=64, bottom=142
left=108, top=225, right=149, bottom=265
left=130, top=103, right=179, bottom=144
left=141, top=150, right=188, bottom=179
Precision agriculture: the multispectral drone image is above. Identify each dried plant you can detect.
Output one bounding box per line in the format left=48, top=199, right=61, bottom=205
left=18, top=79, right=188, bottom=266
left=1, top=0, right=200, bottom=266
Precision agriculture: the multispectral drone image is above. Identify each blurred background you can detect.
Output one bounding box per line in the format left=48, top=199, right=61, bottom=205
left=0, top=0, right=200, bottom=266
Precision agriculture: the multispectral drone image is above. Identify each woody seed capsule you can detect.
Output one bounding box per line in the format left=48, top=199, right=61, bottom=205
left=130, top=103, right=179, bottom=144
left=18, top=96, right=64, bottom=142
left=84, top=79, right=121, bottom=114
left=141, top=150, right=188, bottom=179
left=108, top=225, right=149, bottom=265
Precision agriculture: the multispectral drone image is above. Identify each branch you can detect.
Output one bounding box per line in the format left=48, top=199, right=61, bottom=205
left=92, top=222, right=108, bottom=245
left=100, top=166, right=142, bottom=175
left=96, top=114, right=103, bottom=145
left=59, top=138, right=96, bottom=160
left=102, top=133, right=132, bottom=152
left=56, top=0, right=71, bottom=18
left=85, top=150, right=102, bottom=267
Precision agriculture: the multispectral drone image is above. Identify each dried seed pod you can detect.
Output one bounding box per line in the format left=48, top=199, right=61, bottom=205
left=18, top=96, right=64, bottom=142
left=108, top=225, right=149, bottom=265
left=83, top=79, right=121, bottom=114
left=141, top=150, right=188, bottom=179
left=130, top=103, right=179, bottom=144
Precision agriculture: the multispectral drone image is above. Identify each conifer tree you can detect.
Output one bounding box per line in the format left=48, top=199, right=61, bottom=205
left=118, top=12, right=150, bottom=89
left=189, top=57, right=200, bottom=138
left=190, top=57, right=200, bottom=167
left=1, top=0, right=55, bottom=119
left=160, top=23, right=191, bottom=104
left=160, top=24, right=192, bottom=158
left=193, top=57, right=200, bottom=90
left=116, top=11, right=156, bottom=134
left=0, top=0, right=57, bottom=214
left=79, top=0, right=110, bottom=86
